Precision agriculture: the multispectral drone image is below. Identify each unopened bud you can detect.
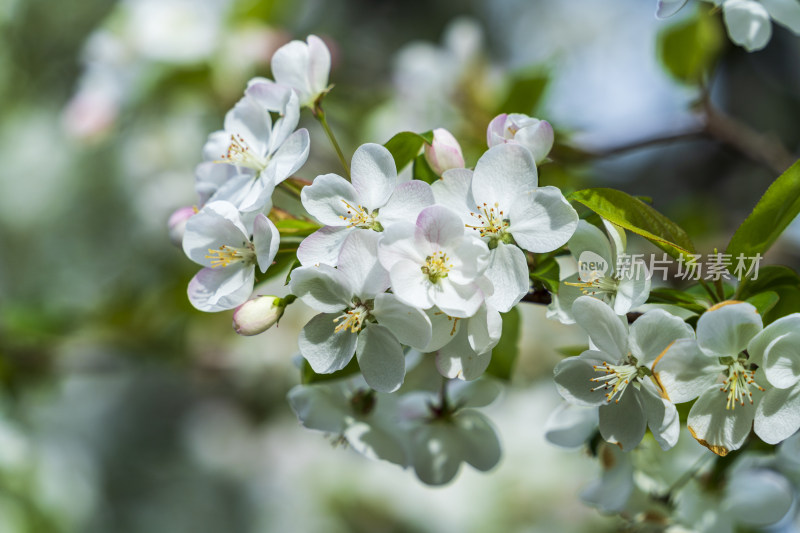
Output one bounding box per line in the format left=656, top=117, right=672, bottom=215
left=424, top=128, right=465, bottom=176
left=232, top=295, right=294, bottom=336
left=487, top=113, right=554, bottom=164
left=168, top=206, right=196, bottom=247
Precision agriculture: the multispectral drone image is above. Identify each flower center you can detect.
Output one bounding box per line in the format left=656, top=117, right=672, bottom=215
left=720, top=360, right=764, bottom=410
left=339, top=200, right=383, bottom=231
left=205, top=243, right=256, bottom=268
left=421, top=251, right=452, bottom=283
left=217, top=134, right=268, bottom=171
left=565, top=274, right=620, bottom=296
left=466, top=202, right=511, bottom=246
left=333, top=304, right=369, bottom=334
left=591, top=361, right=641, bottom=403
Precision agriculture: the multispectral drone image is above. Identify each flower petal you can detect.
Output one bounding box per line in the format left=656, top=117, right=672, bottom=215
left=544, top=403, right=599, bottom=449
left=755, top=384, right=800, bottom=444
left=656, top=0, right=689, bottom=18
left=287, top=384, right=348, bottom=433
left=296, top=225, right=351, bottom=267
left=748, top=313, right=800, bottom=367
left=252, top=214, right=280, bottom=273
left=598, top=391, right=646, bottom=451
left=639, top=381, right=680, bottom=450
left=389, top=259, right=435, bottom=310
left=629, top=308, right=694, bottom=366
left=472, top=143, right=537, bottom=209
left=415, top=205, right=465, bottom=249
left=337, top=230, right=390, bottom=299
left=483, top=243, right=529, bottom=312
left=300, top=173, right=360, bottom=226
left=357, top=324, right=405, bottom=393
left=696, top=302, right=762, bottom=358
left=572, top=296, right=628, bottom=359
left=350, top=143, right=397, bottom=210
left=436, top=326, right=491, bottom=381
left=379, top=180, right=435, bottom=226
left=467, top=304, right=502, bottom=355
left=188, top=266, right=254, bottom=312
left=723, top=0, right=773, bottom=51
left=568, top=220, right=614, bottom=267
left=553, top=351, right=616, bottom=407
left=431, top=280, right=485, bottom=318
left=289, top=264, right=352, bottom=313
left=652, top=339, right=722, bottom=404
left=508, top=186, right=579, bottom=253
left=613, top=261, right=650, bottom=315
left=298, top=313, right=358, bottom=373
left=454, top=410, right=501, bottom=471
left=687, top=386, right=758, bottom=455
left=372, top=293, right=432, bottom=351
left=724, top=468, right=793, bottom=526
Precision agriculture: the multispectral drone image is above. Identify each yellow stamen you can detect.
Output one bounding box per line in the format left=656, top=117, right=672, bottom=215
left=205, top=243, right=255, bottom=268
left=421, top=251, right=453, bottom=283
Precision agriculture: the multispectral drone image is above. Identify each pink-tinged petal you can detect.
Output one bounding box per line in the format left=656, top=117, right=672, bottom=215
left=337, top=230, right=390, bottom=299
left=252, top=215, right=280, bottom=273
left=472, top=143, right=538, bottom=210
left=508, top=186, right=578, bottom=253
left=289, top=264, right=353, bottom=313
left=424, top=128, right=465, bottom=175
left=300, top=173, right=360, bottom=226
left=486, top=114, right=507, bottom=147
left=306, top=35, right=331, bottom=97
left=296, top=226, right=351, bottom=267
left=696, top=302, right=762, bottom=358
left=298, top=313, right=358, bottom=373
left=357, top=324, right=405, bottom=393
left=245, top=78, right=292, bottom=111
left=350, top=143, right=397, bottom=210
left=389, top=260, right=435, bottom=310
left=483, top=243, right=529, bottom=312
left=188, top=266, right=254, bottom=312
left=372, top=293, right=432, bottom=350
left=379, top=180, right=435, bottom=226
left=414, top=205, right=464, bottom=249
left=514, top=119, right=554, bottom=164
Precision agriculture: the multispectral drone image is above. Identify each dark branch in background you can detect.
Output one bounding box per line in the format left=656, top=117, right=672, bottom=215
left=573, top=96, right=796, bottom=175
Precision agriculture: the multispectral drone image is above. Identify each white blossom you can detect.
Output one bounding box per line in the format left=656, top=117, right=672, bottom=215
left=554, top=297, right=693, bottom=451
left=486, top=113, right=554, bottom=164
left=182, top=201, right=279, bottom=312
left=270, top=35, right=331, bottom=108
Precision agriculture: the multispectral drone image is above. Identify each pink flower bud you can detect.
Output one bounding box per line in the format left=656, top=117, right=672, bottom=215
left=232, top=295, right=289, bottom=336
left=424, top=128, right=465, bottom=176
left=168, top=206, right=196, bottom=247
left=486, top=113, right=554, bottom=164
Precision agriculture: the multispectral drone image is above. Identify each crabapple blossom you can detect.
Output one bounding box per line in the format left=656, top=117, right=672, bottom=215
left=486, top=113, right=554, bottom=164
left=232, top=295, right=293, bottom=336
left=430, top=303, right=502, bottom=381
left=548, top=220, right=650, bottom=324
left=377, top=204, right=491, bottom=318
left=203, top=89, right=309, bottom=213
left=554, top=296, right=694, bottom=451
left=182, top=201, right=279, bottom=312
left=433, top=143, right=578, bottom=311
left=653, top=301, right=767, bottom=455
left=270, top=34, right=331, bottom=108
left=290, top=231, right=431, bottom=392
left=298, top=143, right=434, bottom=266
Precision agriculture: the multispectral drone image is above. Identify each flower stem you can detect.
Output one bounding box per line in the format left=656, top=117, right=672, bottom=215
left=313, top=104, right=350, bottom=179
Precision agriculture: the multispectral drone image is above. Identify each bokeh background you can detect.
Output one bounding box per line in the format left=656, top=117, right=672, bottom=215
left=1, top=0, right=799, bottom=531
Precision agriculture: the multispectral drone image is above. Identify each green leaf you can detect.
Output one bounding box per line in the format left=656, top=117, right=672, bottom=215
left=725, top=159, right=800, bottom=276
left=384, top=130, right=434, bottom=172
left=301, top=357, right=361, bottom=384
left=485, top=307, right=520, bottom=381
left=745, top=291, right=780, bottom=317
left=657, top=10, right=723, bottom=85
left=764, top=287, right=800, bottom=325
left=257, top=250, right=298, bottom=286
left=736, top=265, right=800, bottom=301
left=497, top=70, right=549, bottom=115
left=273, top=218, right=321, bottom=237
left=647, top=287, right=706, bottom=314
left=412, top=153, right=439, bottom=184
left=556, top=345, right=589, bottom=357
left=569, top=188, right=695, bottom=259
left=530, top=256, right=560, bottom=294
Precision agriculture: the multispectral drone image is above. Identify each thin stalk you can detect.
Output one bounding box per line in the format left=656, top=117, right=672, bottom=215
left=313, top=105, right=350, bottom=179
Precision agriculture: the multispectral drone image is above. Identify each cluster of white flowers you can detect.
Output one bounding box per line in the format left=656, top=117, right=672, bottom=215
left=657, top=0, right=800, bottom=51
left=170, top=31, right=800, bottom=529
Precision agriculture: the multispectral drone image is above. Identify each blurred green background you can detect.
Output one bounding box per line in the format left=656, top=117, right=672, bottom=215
left=0, top=0, right=798, bottom=531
